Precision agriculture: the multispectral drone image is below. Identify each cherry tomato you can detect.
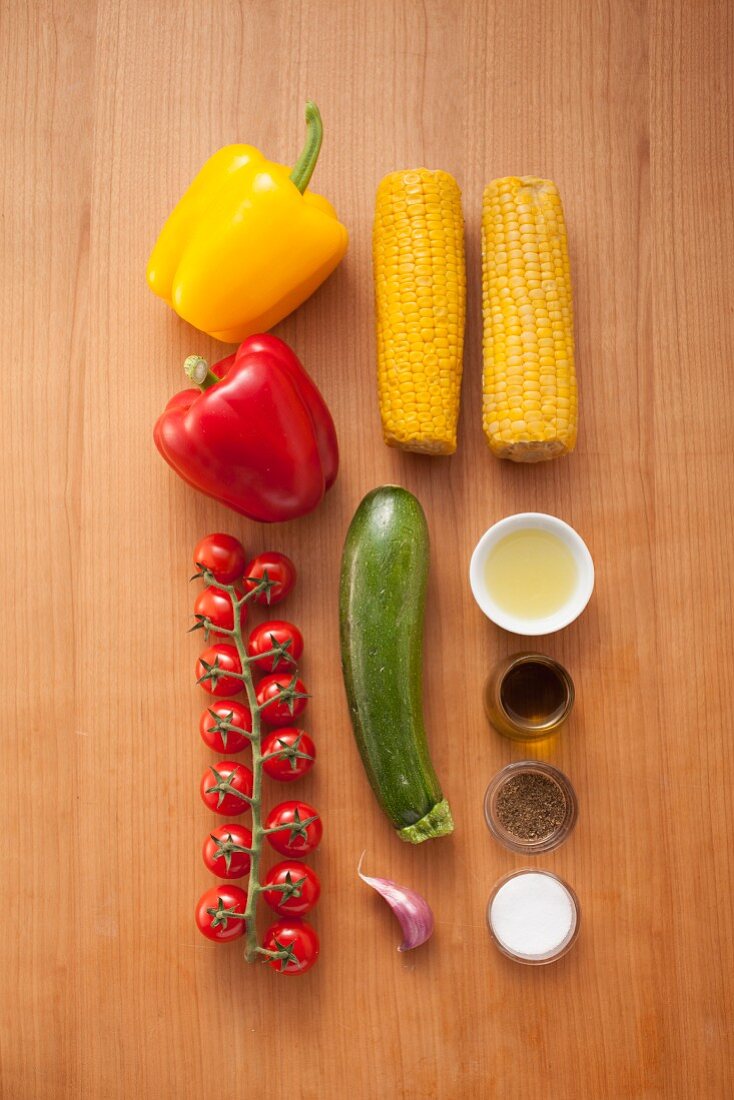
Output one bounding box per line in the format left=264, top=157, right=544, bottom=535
left=243, top=552, right=296, bottom=605
left=247, top=620, right=304, bottom=673
left=262, top=728, right=316, bottom=782
left=196, top=644, right=242, bottom=697
left=194, top=586, right=246, bottom=637
left=195, top=884, right=247, bottom=942
left=200, top=760, right=253, bottom=816
left=193, top=534, right=246, bottom=583
left=202, top=824, right=252, bottom=879
left=256, top=673, right=309, bottom=726
left=199, top=700, right=252, bottom=754
left=265, top=800, right=322, bottom=856
left=262, top=918, right=319, bottom=974
left=263, top=861, right=321, bottom=916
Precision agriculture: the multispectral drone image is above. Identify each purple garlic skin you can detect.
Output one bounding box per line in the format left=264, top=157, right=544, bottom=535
left=358, top=854, right=434, bottom=951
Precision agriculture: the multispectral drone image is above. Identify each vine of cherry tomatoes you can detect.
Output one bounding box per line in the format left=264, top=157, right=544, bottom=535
left=192, top=534, right=320, bottom=974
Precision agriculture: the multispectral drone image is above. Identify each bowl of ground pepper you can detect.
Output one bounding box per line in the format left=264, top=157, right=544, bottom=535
left=484, top=761, right=577, bottom=853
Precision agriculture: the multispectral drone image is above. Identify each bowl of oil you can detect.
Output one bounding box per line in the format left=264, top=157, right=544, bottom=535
left=469, top=513, right=594, bottom=635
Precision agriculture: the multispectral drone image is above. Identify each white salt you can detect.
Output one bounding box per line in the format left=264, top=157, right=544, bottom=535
left=489, top=871, right=576, bottom=960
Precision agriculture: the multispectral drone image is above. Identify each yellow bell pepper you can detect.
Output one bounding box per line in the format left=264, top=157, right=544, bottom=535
left=146, top=102, right=348, bottom=343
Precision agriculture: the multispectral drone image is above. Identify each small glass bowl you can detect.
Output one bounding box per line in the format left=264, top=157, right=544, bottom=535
left=487, top=869, right=581, bottom=965
left=484, top=760, right=578, bottom=854
left=484, top=652, right=575, bottom=742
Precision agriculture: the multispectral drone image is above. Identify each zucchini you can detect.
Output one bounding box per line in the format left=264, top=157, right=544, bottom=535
left=339, top=485, right=454, bottom=843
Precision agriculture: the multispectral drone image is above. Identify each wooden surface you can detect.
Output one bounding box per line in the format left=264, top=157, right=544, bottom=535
left=2, top=1, right=733, bottom=1097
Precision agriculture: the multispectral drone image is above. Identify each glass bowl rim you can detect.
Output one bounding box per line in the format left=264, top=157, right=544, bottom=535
left=486, top=868, right=581, bottom=965
left=483, top=760, right=578, bottom=854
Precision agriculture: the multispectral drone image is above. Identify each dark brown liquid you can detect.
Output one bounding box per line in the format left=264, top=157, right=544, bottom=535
left=500, top=661, right=568, bottom=728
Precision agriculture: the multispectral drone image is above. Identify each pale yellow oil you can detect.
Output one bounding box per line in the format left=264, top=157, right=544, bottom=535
left=485, top=529, right=578, bottom=620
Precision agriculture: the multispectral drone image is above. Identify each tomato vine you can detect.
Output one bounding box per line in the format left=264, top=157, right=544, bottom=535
left=193, top=565, right=305, bottom=965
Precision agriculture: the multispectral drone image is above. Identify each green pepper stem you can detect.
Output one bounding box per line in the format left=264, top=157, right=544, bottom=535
left=289, top=101, right=323, bottom=194
left=184, top=355, right=219, bottom=391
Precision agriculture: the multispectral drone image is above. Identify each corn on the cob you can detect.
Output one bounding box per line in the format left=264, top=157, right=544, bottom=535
left=373, top=169, right=466, bottom=455
left=482, top=177, right=577, bottom=462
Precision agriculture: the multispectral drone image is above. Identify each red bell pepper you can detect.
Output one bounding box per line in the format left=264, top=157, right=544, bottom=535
left=154, top=334, right=338, bottom=522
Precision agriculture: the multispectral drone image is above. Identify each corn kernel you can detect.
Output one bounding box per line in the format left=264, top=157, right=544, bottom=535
left=374, top=169, right=466, bottom=454
left=481, top=177, right=578, bottom=462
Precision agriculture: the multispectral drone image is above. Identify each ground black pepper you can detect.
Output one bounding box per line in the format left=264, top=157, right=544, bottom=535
left=495, top=772, right=567, bottom=840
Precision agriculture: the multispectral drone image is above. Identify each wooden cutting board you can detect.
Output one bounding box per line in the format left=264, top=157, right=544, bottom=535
left=2, top=1, right=732, bottom=1097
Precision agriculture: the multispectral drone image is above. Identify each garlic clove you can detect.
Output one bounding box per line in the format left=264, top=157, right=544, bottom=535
left=357, top=852, right=434, bottom=952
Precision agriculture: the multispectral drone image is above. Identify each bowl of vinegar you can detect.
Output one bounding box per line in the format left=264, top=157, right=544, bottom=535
left=469, top=513, right=594, bottom=636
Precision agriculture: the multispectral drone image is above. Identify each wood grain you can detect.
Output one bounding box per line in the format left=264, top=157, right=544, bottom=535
left=1, top=1, right=732, bottom=1097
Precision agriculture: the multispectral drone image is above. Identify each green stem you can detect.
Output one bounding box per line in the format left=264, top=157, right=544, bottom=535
left=263, top=816, right=318, bottom=835
left=236, top=590, right=262, bottom=607
left=219, top=581, right=266, bottom=964
left=289, top=101, right=323, bottom=194
left=204, top=623, right=235, bottom=637
left=245, top=644, right=296, bottom=669
left=209, top=716, right=256, bottom=743
left=184, top=355, right=219, bottom=391
left=197, top=572, right=276, bottom=964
